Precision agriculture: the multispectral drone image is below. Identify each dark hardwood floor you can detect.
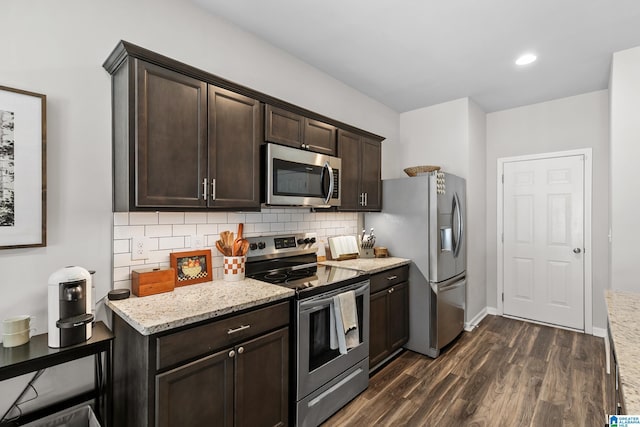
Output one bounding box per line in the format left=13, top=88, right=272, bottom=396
left=323, top=315, right=613, bottom=427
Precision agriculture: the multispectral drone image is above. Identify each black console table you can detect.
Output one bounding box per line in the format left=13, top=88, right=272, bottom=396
left=0, top=321, right=113, bottom=426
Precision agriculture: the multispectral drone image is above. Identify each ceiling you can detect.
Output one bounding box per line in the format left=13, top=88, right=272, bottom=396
left=192, top=0, right=640, bottom=113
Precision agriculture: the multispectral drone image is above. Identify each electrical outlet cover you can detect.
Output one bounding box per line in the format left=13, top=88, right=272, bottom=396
left=191, top=234, right=204, bottom=248
left=132, top=236, right=149, bottom=260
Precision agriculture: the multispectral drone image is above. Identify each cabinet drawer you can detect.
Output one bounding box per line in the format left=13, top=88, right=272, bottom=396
left=370, top=265, right=409, bottom=294
left=156, top=301, right=289, bottom=370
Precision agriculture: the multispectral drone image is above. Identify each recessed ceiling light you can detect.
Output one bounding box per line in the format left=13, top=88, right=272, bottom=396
left=515, top=53, right=537, bottom=66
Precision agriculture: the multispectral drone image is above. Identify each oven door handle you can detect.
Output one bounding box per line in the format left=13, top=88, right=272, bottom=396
left=299, top=282, right=369, bottom=310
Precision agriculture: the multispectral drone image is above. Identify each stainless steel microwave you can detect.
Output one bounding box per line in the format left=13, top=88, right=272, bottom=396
left=264, top=143, right=341, bottom=207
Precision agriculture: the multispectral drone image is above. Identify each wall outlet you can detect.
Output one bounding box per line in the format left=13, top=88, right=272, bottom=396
left=191, top=234, right=204, bottom=249
left=131, top=237, right=150, bottom=260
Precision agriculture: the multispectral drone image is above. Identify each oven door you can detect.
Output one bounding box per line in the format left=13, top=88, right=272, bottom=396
left=297, top=280, right=369, bottom=400
left=265, top=143, right=341, bottom=207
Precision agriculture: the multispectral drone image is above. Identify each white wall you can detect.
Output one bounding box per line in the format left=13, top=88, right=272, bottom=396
left=466, top=100, right=487, bottom=322
left=610, top=46, right=640, bottom=292
left=485, top=90, right=610, bottom=329
left=395, top=98, right=469, bottom=179
left=398, top=98, right=487, bottom=323
left=0, top=0, right=398, bottom=415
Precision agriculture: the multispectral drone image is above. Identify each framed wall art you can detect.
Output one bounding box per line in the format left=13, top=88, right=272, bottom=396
left=0, top=85, right=46, bottom=249
left=170, top=249, right=213, bottom=286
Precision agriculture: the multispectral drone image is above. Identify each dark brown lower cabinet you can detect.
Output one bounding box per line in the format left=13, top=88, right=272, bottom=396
left=156, top=348, right=233, bottom=427
left=369, top=266, right=410, bottom=370
left=112, top=301, right=290, bottom=427
left=156, top=328, right=288, bottom=427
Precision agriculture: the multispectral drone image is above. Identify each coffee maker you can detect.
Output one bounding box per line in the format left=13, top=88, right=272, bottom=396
left=48, top=266, right=94, bottom=348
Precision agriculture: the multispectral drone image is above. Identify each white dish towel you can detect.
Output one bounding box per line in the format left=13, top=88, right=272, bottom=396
left=332, top=290, right=359, bottom=355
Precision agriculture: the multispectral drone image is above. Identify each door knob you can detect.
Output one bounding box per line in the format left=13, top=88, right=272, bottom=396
left=573, top=248, right=582, bottom=254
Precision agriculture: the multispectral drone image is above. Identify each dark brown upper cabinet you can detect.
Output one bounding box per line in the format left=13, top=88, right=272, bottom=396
left=338, top=130, right=382, bottom=211
left=208, top=86, right=261, bottom=210
left=105, top=52, right=260, bottom=211
left=265, top=104, right=337, bottom=155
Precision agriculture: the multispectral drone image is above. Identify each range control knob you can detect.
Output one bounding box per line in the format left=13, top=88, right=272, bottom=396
left=309, top=237, right=316, bottom=244
left=249, top=243, right=258, bottom=251
left=297, top=238, right=305, bottom=245
left=257, top=241, right=266, bottom=250
left=304, top=238, right=310, bottom=244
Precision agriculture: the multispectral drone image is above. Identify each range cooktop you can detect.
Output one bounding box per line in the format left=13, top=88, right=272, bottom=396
left=245, top=233, right=367, bottom=298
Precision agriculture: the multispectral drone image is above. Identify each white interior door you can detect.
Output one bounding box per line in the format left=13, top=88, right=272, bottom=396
left=502, top=155, right=584, bottom=330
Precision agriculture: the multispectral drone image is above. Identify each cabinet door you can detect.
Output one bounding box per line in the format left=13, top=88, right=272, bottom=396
left=235, top=328, right=289, bottom=427
left=337, top=130, right=362, bottom=211
left=135, top=59, right=207, bottom=208
left=304, top=118, right=336, bottom=155
left=387, top=281, right=409, bottom=351
left=265, top=105, right=304, bottom=149
left=209, top=85, right=261, bottom=209
left=156, top=348, right=234, bottom=427
left=369, top=290, right=390, bottom=369
left=360, top=137, right=382, bottom=211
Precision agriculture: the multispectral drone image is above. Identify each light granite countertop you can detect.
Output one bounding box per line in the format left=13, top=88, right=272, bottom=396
left=320, top=257, right=410, bottom=274
left=106, top=278, right=294, bottom=336
left=605, top=289, right=640, bottom=414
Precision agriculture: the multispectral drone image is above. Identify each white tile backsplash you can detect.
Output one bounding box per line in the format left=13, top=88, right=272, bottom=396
left=159, top=212, right=185, bottom=224
left=129, top=212, right=159, bottom=225
left=113, top=207, right=358, bottom=289
left=172, top=224, right=197, bottom=236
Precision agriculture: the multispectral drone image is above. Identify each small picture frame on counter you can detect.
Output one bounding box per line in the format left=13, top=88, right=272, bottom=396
left=170, top=249, right=212, bottom=286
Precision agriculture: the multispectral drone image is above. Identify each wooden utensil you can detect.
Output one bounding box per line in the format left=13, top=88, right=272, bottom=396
left=216, top=240, right=230, bottom=256
left=232, top=239, right=243, bottom=257
left=237, top=223, right=243, bottom=240
left=240, top=239, right=249, bottom=256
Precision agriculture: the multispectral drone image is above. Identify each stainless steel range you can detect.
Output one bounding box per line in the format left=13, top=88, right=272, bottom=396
left=245, top=232, right=370, bottom=427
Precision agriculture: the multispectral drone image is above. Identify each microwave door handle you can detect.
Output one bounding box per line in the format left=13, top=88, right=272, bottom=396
left=323, top=161, right=334, bottom=204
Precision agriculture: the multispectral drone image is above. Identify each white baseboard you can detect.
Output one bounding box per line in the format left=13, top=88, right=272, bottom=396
left=466, top=306, right=605, bottom=339
left=464, top=308, right=488, bottom=331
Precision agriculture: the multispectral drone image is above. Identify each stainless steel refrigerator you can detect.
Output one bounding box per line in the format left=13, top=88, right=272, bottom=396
left=365, top=172, right=466, bottom=358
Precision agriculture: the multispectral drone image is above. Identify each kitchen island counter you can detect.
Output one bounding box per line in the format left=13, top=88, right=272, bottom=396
left=605, top=289, right=640, bottom=414
left=320, top=257, right=410, bottom=274
left=106, top=278, right=294, bottom=335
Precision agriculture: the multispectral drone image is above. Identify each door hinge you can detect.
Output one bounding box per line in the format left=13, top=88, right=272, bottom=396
left=502, top=292, right=504, bottom=302
left=501, top=174, right=504, bottom=184
left=501, top=233, right=504, bottom=243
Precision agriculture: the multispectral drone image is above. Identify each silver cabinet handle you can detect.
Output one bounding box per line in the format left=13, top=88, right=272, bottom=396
left=388, top=287, right=394, bottom=294
left=227, top=324, right=250, bottom=335
left=238, top=347, right=244, bottom=354
left=573, top=248, right=582, bottom=254
left=211, top=178, right=216, bottom=201
left=228, top=350, right=235, bottom=358
left=386, top=275, right=398, bottom=281
left=202, top=178, right=208, bottom=201
left=365, top=192, right=368, bottom=206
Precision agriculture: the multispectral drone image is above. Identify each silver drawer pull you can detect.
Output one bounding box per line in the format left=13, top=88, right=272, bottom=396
left=388, top=288, right=394, bottom=294
left=228, top=350, right=235, bottom=358
left=227, top=324, right=251, bottom=335
left=386, top=275, right=398, bottom=281
left=238, top=346, right=244, bottom=354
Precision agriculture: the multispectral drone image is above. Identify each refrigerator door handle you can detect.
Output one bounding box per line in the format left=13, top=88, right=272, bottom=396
left=452, top=192, right=463, bottom=257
